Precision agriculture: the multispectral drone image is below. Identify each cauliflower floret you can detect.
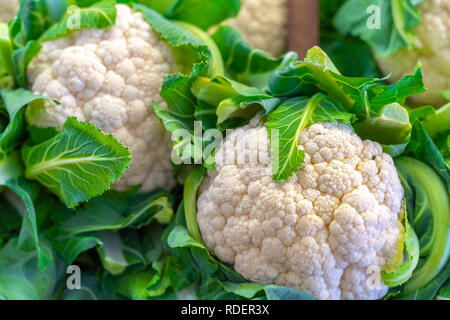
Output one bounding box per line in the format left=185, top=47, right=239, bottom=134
left=0, top=0, right=19, bottom=23
left=376, top=0, right=450, bottom=107
left=27, top=4, right=176, bottom=191
left=224, top=0, right=288, bottom=57
left=197, top=121, right=404, bottom=300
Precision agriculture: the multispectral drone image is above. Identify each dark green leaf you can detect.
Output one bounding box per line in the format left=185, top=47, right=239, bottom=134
left=333, top=0, right=421, bottom=57
left=320, top=32, right=380, bottom=78
left=17, top=0, right=68, bottom=42
left=394, top=157, right=450, bottom=296
left=263, top=285, right=315, bottom=300
left=0, top=237, right=57, bottom=299
left=397, top=261, right=450, bottom=300
left=49, top=189, right=173, bottom=265
left=165, top=0, right=240, bottom=31
left=406, top=122, right=450, bottom=193
left=134, top=4, right=209, bottom=76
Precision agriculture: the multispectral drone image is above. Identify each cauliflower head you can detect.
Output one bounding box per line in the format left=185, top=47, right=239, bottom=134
left=197, top=119, right=404, bottom=300
left=376, top=0, right=450, bottom=107
left=27, top=4, right=177, bottom=192
left=0, top=0, right=19, bottom=23
left=225, top=0, right=288, bottom=57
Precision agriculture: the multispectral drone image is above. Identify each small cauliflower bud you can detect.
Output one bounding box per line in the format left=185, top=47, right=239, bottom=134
left=197, top=121, right=404, bottom=300
left=27, top=4, right=177, bottom=192
left=225, top=0, right=288, bottom=57
left=376, top=0, right=450, bottom=107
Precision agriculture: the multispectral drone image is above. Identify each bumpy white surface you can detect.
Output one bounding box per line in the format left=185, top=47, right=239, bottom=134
left=27, top=4, right=176, bottom=191
left=225, top=0, right=288, bottom=57
left=0, top=0, right=19, bottom=23
left=376, top=0, right=450, bottom=107
left=197, top=119, right=404, bottom=300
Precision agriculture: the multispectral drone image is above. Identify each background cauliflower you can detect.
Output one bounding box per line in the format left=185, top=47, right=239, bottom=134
left=0, top=0, right=19, bottom=23
left=225, top=0, right=288, bottom=57
left=197, top=119, right=404, bottom=300
left=27, top=4, right=177, bottom=191
left=375, top=0, right=450, bottom=107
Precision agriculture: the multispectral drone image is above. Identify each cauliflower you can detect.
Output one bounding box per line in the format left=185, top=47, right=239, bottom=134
left=0, top=0, right=19, bottom=23
left=26, top=4, right=177, bottom=192
left=225, top=0, right=288, bottom=57
left=196, top=119, right=404, bottom=300
left=376, top=0, right=450, bottom=107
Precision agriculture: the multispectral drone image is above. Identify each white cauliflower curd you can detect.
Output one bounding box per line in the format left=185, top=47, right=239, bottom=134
left=197, top=119, right=404, bottom=300
left=27, top=4, right=177, bottom=191
left=225, top=0, right=288, bottom=57
left=376, top=0, right=450, bottom=107
left=0, top=0, right=19, bottom=22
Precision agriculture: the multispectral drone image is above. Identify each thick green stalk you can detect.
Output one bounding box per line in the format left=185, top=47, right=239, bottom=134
left=395, top=157, right=450, bottom=295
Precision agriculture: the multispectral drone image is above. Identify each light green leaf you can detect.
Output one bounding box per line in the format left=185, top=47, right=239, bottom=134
left=269, top=47, right=423, bottom=146
left=134, top=4, right=209, bottom=76
left=367, top=63, right=425, bottom=111
left=0, top=23, right=14, bottom=80
left=269, top=46, right=378, bottom=109
left=183, top=166, right=205, bottom=243
left=172, top=21, right=224, bottom=78
left=192, top=76, right=281, bottom=125
left=168, top=225, right=205, bottom=250
left=422, top=103, right=450, bottom=140
left=40, top=0, right=117, bottom=41
left=354, top=102, right=412, bottom=145
left=22, top=117, right=131, bottom=208
left=212, top=26, right=291, bottom=88
left=0, top=88, right=54, bottom=154
left=266, top=93, right=353, bottom=182
left=382, top=214, right=420, bottom=287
